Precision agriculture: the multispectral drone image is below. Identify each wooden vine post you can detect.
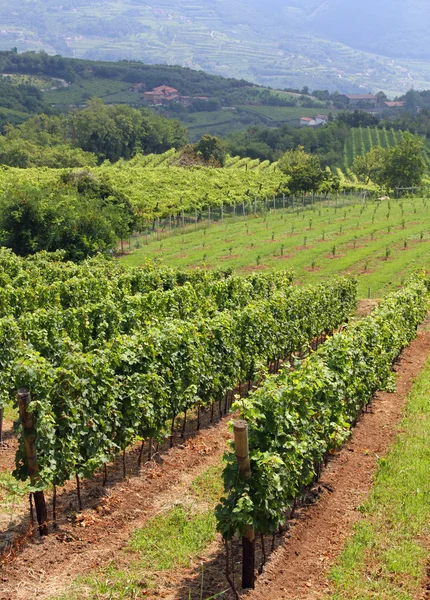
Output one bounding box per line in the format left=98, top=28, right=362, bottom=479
left=234, top=420, right=255, bottom=590
left=17, top=388, right=48, bottom=536
left=0, top=406, right=4, bottom=445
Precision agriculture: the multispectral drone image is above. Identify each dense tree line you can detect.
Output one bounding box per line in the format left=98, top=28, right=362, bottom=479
left=352, top=132, right=428, bottom=190
left=0, top=78, right=50, bottom=114
left=0, top=172, right=135, bottom=260
left=0, top=100, right=187, bottom=166
left=0, top=77, right=54, bottom=129
left=224, top=119, right=349, bottom=166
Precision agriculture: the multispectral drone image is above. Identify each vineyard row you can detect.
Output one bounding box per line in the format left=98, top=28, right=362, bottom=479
left=10, top=277, right=357, bottom=495
left=216, top=273, right=428, bottom=550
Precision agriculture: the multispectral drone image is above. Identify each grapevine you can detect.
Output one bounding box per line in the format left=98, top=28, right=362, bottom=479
left=0, top=250, right=358, bottom=493
left=216, top=273, right=428, bottom=541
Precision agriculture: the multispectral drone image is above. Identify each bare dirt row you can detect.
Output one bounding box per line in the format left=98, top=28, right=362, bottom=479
left=246, top=327, right=430, bottom=600
left=0, top=313, right=429, bottom=599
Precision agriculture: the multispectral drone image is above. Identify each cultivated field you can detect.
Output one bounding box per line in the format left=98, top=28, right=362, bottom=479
left=122, top=195, right=430, bottom=298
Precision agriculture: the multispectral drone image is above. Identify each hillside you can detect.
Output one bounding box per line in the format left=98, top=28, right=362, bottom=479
left=0, top=51, right=335, bottom=138
left=305, top=0, right=430, bottom=60
left=1, top=0, right=430, bottom=94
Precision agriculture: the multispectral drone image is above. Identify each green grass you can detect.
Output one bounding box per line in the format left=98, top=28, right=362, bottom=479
left=0, top=472, right=29, bottom=516
left=51, top=463, right=223, bottom=600
left=237, top=105, right=334, bottom=124
left=129, top=504, right=216, bottom=571
left=328, top=353, right=430, bottom=599
left=3, top=399, right=17, bottom=422
left=121, top=196, right=430, bottom=298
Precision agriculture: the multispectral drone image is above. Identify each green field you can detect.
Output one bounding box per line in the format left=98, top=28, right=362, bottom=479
left=121, top=196, right=430, bottom=298
left=182, top=106, right=336, bottom=141
left=237, top=105, right=332, bottom=123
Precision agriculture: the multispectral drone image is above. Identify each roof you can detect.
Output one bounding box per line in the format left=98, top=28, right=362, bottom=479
left=300, top=117, right=315, bottom=121
left=343, top=94, right=377, bottom=100
left=384, top=101, right=405, bottom=107
left=315, top=114, right=328, bottom=119
left=152, top=85, right=179, bottom=94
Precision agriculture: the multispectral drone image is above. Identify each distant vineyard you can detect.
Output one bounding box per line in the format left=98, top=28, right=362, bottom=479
left=0, top=152, right=375, bottom=226
left=133, top=151, right=277, bottom=172
left=343, top=127, right=402, bottom=168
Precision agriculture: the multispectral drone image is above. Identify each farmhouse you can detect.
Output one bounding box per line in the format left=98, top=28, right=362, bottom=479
left=384, top=101, right=406, bottom=108
left=341, top=93, right=378, bottom=107
left=300, top=116, right=316, bottom=126
left=314, top=114, right=329, bottom=125
left=143, top=85, right=180, bottom=104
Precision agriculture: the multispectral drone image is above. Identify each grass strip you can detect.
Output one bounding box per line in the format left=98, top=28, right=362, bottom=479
left=52, top=463, right=223, bottom=600
left=328, top=355, right=430, bottom=599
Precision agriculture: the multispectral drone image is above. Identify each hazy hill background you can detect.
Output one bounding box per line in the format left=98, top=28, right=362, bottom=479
left=1, top=0, right=430, bottom=94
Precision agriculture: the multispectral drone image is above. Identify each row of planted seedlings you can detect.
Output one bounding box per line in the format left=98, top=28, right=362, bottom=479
left=215, top=272, right=429, bottom=595
left=5, top=275, right=357, bottom=537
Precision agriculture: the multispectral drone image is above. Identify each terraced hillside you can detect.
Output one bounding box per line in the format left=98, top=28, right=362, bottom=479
left=2, top=0, right=430, bottom=93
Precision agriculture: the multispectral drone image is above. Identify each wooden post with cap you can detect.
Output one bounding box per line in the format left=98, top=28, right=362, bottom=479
left=234, top=420, right=255, bottom=589
left=17, top=388, right=48, bottom=536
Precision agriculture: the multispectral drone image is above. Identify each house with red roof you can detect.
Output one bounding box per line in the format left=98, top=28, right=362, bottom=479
left=143, top=85, right=180, bottom=104
left=300, top=116, right=317, bottom=126
left=384, top=101, right=405, bottom=108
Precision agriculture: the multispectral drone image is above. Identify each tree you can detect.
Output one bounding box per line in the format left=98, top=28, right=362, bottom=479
left=0, top=182, right=129, bottom=260
left=381, top=132, right=428, bottom=190
left=337, top=110, right=379, bottom=128
left=352, top=146, right=387, bottom=184
left=376, top=91, right=388, bottom=104
left=351, top=132, right=428, bottom=190
left=194, top=135, right=227, bottom=166
left=277, top=147, right=326, bottom=194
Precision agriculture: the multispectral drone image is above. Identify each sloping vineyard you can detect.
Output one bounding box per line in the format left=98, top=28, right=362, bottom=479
left=344, top=127, right=402, bottom=167
left=0, top=154, right=375, bottom=227
left=215, top=273, right=428, bottom=584
left=0, top=252, right=357, bottom=510
left=0, top=158, right=285, bottom=221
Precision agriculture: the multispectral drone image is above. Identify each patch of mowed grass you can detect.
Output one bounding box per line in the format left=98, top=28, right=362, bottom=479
left=51, top=464, right=224, bottom=600
left=191, top=462, right=224, bottom=502
left=130, top=503, right=216, bottom=571
left=121, top=196, right=430, bottom=298
left=328, top=355, right=430, bottom=599
left=130, top=463, right=222, bottom=570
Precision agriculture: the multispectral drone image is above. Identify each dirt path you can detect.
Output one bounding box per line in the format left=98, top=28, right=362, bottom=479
left=0, top=411, right=233, bottom=600
left=245, top=328, right=430, bottom=600
left=0, top=421, right=17, bottom=472
left=1, top=312, right=428, bottom=600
